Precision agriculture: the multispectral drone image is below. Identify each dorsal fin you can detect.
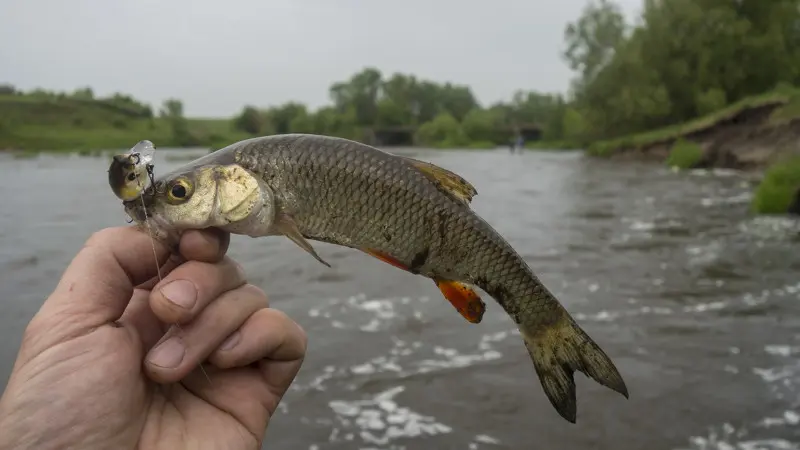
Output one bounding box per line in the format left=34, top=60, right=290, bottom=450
left=400, top=156, right=477, bottom=204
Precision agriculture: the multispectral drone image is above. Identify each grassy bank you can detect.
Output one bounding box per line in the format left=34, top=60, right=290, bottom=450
left=0, top=94, right=250, bottom=152
left=587, top=86, right=800, bottom=158
left=751, top=156, right=800, bottom=214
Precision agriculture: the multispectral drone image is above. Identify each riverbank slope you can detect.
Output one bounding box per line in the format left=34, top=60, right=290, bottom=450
left=587, top=87, right=800, bottom=214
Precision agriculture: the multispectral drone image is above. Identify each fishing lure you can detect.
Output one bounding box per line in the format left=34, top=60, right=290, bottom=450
left=108, top=139, right=157, bottom=201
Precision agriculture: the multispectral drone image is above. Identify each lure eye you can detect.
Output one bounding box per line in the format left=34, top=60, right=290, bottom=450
left=167, top=178, right=193, bottom=202
left=126, top=172, right=136, bottom=182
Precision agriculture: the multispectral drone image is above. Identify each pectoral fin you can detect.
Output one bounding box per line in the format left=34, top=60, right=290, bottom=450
left=400, top=156, right=477, bottom=204
left=359, top=247, right=485, bottom=324
left=275, top=213, right=331, bottom=268
left=434, top=278, right=486, bottom=324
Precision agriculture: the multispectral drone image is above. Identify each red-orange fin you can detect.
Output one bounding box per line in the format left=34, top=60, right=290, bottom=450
left=360, top=248, right=411, bottom=271
left=359, top=248, right=485, bottom=324
left=434, top=278, right=486, bottom=324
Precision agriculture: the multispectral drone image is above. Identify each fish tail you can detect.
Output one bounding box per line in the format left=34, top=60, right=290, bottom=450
left=520, top=309, right=628, bottom=423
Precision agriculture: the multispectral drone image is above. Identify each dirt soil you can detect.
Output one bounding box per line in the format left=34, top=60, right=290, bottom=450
left=608, top=102, right=800, bottom=172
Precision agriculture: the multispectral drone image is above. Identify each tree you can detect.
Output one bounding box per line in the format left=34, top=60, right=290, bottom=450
left=160, top=98, right=192, bottom=145
left=233, top=106, right=264, bottom=134
left=563, top=0, right=627, bottom=85
left=415, top=113, right=468, bottom=147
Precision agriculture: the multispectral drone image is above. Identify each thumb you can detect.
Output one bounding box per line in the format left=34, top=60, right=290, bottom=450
left=36, top=227, right=172, bottom=334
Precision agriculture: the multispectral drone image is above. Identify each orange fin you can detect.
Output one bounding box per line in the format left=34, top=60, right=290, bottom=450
left=434, top=279, right=486, bottom=324
left=359, top=248, right=485, bottom=324
left=360, top=248, right=410, bottom=271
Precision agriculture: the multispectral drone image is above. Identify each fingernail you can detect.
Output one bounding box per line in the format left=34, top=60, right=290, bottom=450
left=219, top=331, right=241, bottom=351
left=160, top=280, right=197, bottom=309
left=148, top=337, right=186, bottom=368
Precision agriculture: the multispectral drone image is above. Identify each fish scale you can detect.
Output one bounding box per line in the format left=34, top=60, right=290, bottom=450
left=116, top=133, right=629, bottom=423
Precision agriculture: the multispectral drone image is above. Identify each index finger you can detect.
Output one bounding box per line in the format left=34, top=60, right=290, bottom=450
left=136, top=228, right=231, bottom=290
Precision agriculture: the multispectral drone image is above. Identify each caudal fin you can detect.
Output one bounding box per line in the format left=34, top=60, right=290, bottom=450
left=522, top=314, right=628, bottom=423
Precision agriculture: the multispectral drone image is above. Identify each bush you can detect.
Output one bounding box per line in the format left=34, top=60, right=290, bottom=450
left=415, top=113, right=468, bottom=148
left=751, top=156, right=800, bottom=214
left=666, top=138, right=703, bottom=169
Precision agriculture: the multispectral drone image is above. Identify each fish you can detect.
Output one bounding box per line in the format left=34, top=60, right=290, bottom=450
left=118, top=133, right=629, bottom=423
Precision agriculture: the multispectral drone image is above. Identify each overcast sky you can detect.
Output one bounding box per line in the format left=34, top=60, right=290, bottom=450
left=1, top=0, right=642, bottom=117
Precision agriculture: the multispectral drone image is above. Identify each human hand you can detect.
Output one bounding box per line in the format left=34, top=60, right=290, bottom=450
left=0, top=227, right=306, bottom=450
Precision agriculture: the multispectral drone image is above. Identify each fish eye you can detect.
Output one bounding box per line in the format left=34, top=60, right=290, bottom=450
left=167, top=178, right=193, bottom=202
left=171, top=184, right=186, bottom=198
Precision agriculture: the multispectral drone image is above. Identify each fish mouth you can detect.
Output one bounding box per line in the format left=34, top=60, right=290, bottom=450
left=123, top=197, right=181, bottom=249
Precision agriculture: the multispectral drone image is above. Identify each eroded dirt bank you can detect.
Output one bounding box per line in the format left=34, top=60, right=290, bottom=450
left=608, top=102, right=800, bottom=171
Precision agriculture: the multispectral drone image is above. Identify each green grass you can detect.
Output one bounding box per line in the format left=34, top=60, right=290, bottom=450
left=666, top=138, right=704, bottom=169
left=0, top=94, right=250, bottom=152
left=768, top=90, right=800, bottom=125
left=587, top=86, right=800, bottom=158
left=751, top=156, right=800, bottom=214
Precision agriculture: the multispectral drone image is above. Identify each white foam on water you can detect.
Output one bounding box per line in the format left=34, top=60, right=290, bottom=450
left=685, top=239, right=725, bottom=266
left=326, top=386, right=452, bottom=447
left=629, top=220, right=656, bottom=232
left=291, top=328, right=515, bottom=394
left=678, top=336, right=800, bottom=449
left=575, top=281, right=800, bottom=324
left=737, top=216, right=800, bottom=241
left=700, top=191, right=754, bottom=207
left=307, top=294, right=431, bottom=334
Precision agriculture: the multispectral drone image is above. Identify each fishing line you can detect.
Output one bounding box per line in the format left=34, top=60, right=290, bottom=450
left=133, top=150, right=212, bottom=386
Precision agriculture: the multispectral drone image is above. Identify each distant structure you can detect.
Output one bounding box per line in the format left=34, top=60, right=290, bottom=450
left=366, top=123, right=543, bottom=148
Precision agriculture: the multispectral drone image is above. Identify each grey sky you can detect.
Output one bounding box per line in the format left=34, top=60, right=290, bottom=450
left=1, top=0, right=642, bottom=117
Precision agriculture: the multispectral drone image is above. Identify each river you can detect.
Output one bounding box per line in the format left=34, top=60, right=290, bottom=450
left=1, top=147, right=799, bottom=449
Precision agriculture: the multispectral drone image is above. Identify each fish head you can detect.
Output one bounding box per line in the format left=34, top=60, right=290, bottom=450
left=123, top=162, right=275, bottom=247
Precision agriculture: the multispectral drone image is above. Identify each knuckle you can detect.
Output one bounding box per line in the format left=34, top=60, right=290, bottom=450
left=294, top=322, right=309, bottom=354
left=268, top=309, right=308, bottom=354
left=23, top=314, right=47, bottom=340
left=166, top=260, right=212, bottom=285
left=85, top=227, right=119, bottom=247
left=240, top=283, right=269, bottom=306
left=223, top=256, right=247, bottom=279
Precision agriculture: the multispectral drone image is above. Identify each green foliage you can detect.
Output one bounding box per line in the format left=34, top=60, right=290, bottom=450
left=233, top=106, right=263, bottom=134
left=564, top=0, right=800, bottom=148
left=769, top=90, right=800, bottom=124
left=666, top=139, right=704, bottom=169
left=561, top=107, right=587, bottom=143
left=0, top=63, right=579, bottom=152
left=751, top=157, right=800, bottom=214
left=461, top=108, right=505, bottom=143
left=415, top=113, right=468, bottom=148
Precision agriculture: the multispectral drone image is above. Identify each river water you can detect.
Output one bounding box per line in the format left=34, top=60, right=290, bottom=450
left=1, top=147, right=799, bottom=449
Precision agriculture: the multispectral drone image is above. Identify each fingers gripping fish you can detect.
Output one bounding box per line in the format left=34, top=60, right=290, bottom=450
left=113, top=133, right=629, bottom=423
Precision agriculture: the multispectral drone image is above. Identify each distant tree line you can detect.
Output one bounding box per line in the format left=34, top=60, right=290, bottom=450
left=3, top=0, right=798, bottom=149
left=0, top=83, right=155, bottom=119
left=230, top=68, right=568, bottom=147
left=562, top=0, right=800, bottom=142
